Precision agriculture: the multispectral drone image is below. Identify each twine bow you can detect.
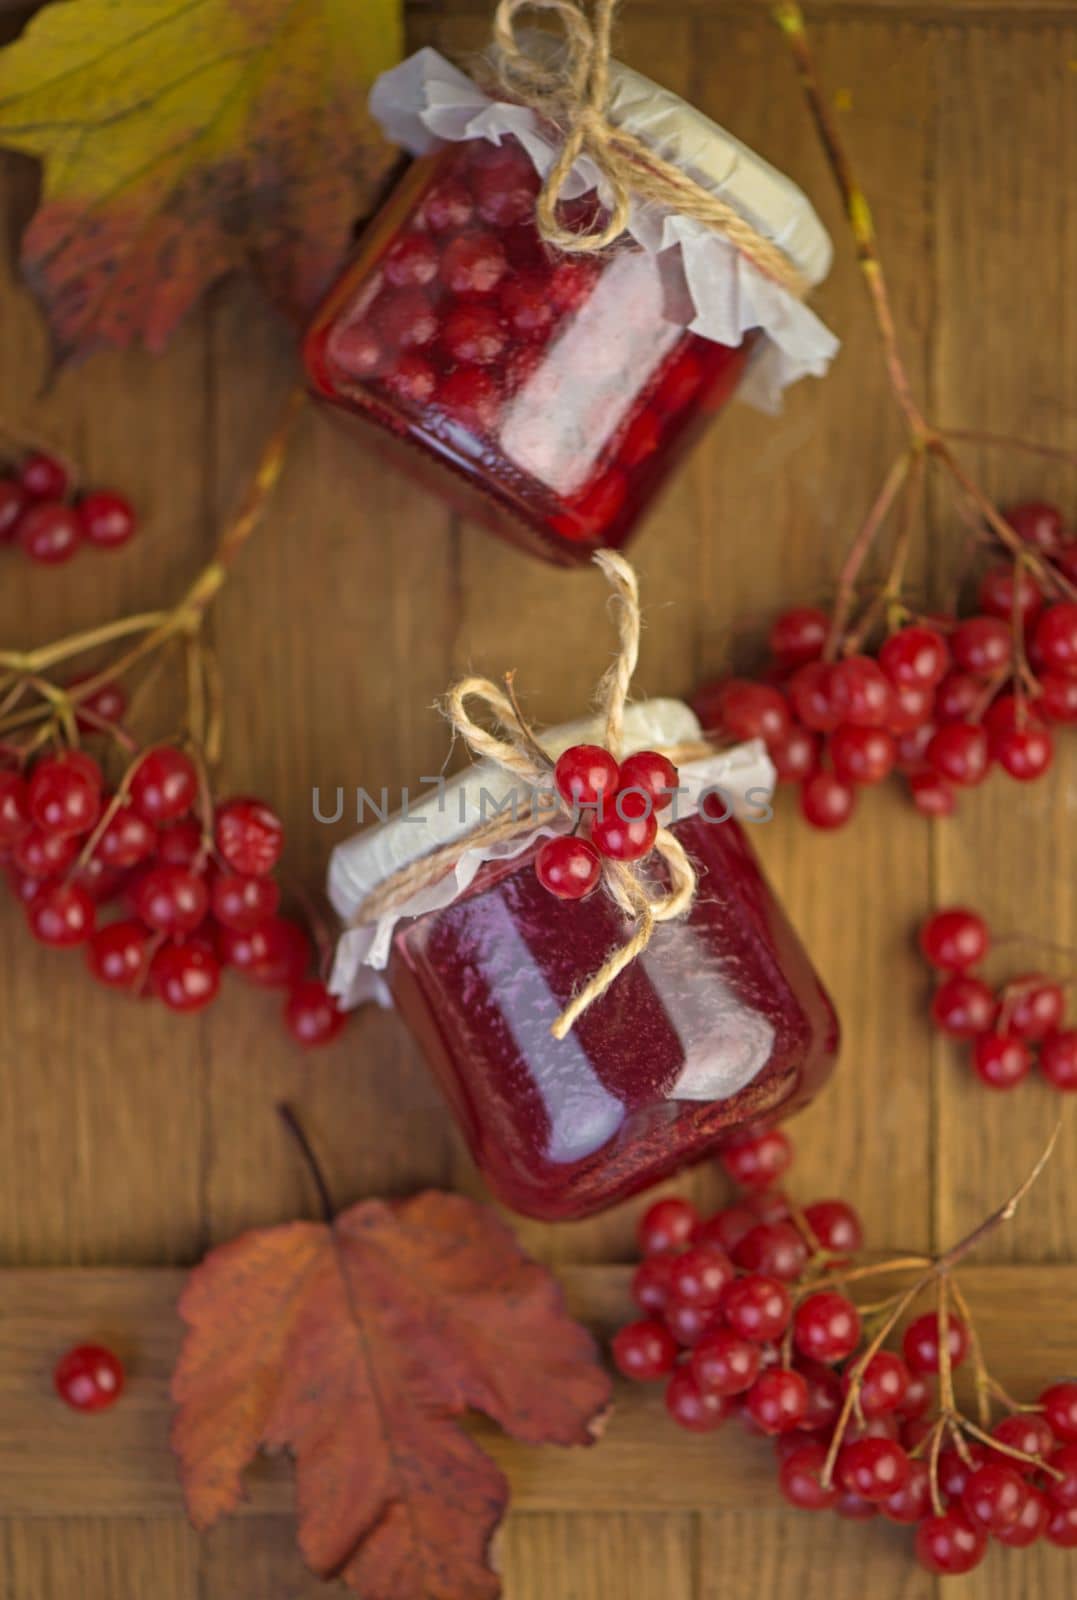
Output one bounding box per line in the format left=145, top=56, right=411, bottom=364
left=490, top=0, right=808, bottom=296
left=351, top=552, right=699, bottom=1041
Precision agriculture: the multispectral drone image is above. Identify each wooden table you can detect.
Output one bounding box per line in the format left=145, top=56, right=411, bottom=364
left=1, top=1, right=1075, bottom=1596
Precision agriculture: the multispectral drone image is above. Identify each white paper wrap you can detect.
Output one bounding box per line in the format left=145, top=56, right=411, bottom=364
left=328, top=699, right=776, bottom=1011
left=369, top=48, right=839, bottom=410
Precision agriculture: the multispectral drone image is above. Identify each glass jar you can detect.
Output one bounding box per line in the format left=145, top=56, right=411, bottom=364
left=329, top=703, right=840, bottom=1221
left=304, top=53, right=836, bottom=566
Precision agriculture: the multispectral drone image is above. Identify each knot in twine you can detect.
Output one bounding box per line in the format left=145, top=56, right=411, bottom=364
left=490, top=0, right=807, bottom=295
left=352, top=551, right=698, bottom=1041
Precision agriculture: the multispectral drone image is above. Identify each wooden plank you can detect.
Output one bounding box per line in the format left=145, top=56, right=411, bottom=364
left=699, top=1510, right=931, bottom=1600
left=0, top=1263, right=1073, bottom=1519
left=501, top=1513, right=696, bottom=1600
left=930, top=18, right=1077, bottom=1262
left=0, top=1519, right=199, bottom=1600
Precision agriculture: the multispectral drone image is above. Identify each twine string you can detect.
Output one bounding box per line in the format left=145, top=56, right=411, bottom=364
left=489, top=0, right=808, bottom=295
left=351, top=552, right=698, bottom=1039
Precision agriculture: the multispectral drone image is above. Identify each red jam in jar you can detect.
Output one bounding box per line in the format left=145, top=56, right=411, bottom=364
left=330, top=708, right=839, bottom=1221
left=304, top=54, right=835, bottom=565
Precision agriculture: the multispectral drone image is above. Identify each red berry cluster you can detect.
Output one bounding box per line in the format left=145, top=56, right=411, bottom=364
left=0, top=725, right=344, bottom=1047
left=534, top=744, right=679, bottom=900
left=611, top=1129, right=1077, bottom=1575
left=692, top=501, right=1077, bottom=828
left=920, top=906, right=1076, bottom=1092
left=0, top=449, right=136, bottom=565
left=312, top=135, right=724, bottom=545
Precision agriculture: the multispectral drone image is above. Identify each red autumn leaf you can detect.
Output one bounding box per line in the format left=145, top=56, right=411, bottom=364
left=171, top=1190, right=611, bottom=1600
left=0, top=0, right=404, bottom=363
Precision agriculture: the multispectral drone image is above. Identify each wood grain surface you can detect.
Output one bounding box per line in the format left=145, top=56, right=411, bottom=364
left=1, top=0, right=1076, bottom=1596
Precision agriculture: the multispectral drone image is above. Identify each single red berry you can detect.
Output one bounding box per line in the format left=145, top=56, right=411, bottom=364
left=217, top=915, right=308, bottom=988
left=96, top=806, right=156, bottom=870
left=1046, top=1443, right=1077, bottom=1508
left=803, top=1198, right=863, bottom=1261
left=1034, top=603, right=1077, bottom=677
left=664, top=1367, right=731, bottom=1431
left=878, top=626, right=949, bottom=688
left=637, top=1196, right=699, bottom=1256
left=1006, top=500, right=1064, bottom=553
left=534, top=835, right=601, bottom=900
left=718, top=1128, right=792, bottom=1189
left=13, top=824, right=79, bottom=879
left=77, top=490, right=136, bottom=551
left=283, top=979, right=345, bottom=1047
left=843, top=1351, right=909, bottom=1417
left=691, top=1329, right=761, bottom=1396
left=927, top=723, right=989, bottom=786
left=129, top=748, right=198, bottom=824
left=1041, top=1030, right=1077, bottom=1091
left=28, top=750, right=102, bottom=837
left=836, top=1437, right=910, bottom=1502
left=961, top=1461, right=1026, bottom=1531
left=1001, top=974, right=1066, bottom=1041
left=1040, top=672, right=1077, bottom=723
left=617, top=751, right=679, bottom=806
left=937, top=1443, right=986, bottom=1500
left=26, top=881, right=95, bottom=947
left=18, top=501, right=82, bottom=564
left=499, top=274, right=556, bottom=340
left=902, top=1310, right=969, bottom=1374
left=132, top=864, right=208, bottom=935
left=53, top=1344, right=124, bottom=1411
left=744, top=1369, right=808, bottom=1434
left=908, top=769, right=955, bottom=818
left=0, top=476, right=28, bottom=541
left=590, top=805, right=657, bottom=863
left=887, top=680, right=935, bottom=735
left=711, top=681, right=791, bottom=744
left=375, top=287, right=438, bottom=351
left=663, top=1299, right=722, bottom=1349
left=20, top=451, right=70, bottom=500
left=423, top=179, right=474, bottom=232
left=796, top=1358, right=842, bottom=1431
left=828, top=655, right=893, bottom=728
left=719, top=1274, right=791, bottom=1343
left=915, top=1509, right=986, bottom=1576
left=70, top=676, right=127, bottom=732
left=991, top=1410, right=1055, bottom=1459
left=972, top=1031, right=1031, bottom=1089
left=611, top=1318, right=679, bottom=1381
left=778, top=1441, right=839, bottom=1511
left=768, top=607, right=829, bottom=668
left=828, top=724, right=896, bottom=786
left=553, top=744, right=619, bottom=809
left=86, top=920, right=151, bottom=989
left=793, top=1292, right=862, bottom=1364
left=668, top=1246, right=734, bottom=1307
left=991, top=722, right=1054, bottom=780
left=383, top=231, right=439, bottom=288
left=630, top=1254, right=677, bottom=1315
left=210, top=871, right=281, bottom=932
left=150, top=939, right=220, bottom=1012
left=441, top=302, right=508, bottom=366
left=0, top=770, right=30, bottom=845
left=733, top=1221, right=808, bottom=1282
left=950, top=615, right=1012, bottom=678
left=978, top=563, right=1044, bottom=624
left=693, top=1206, right=757, bottom=1256
left=215, top=797, right=284, bottom=877
left=382, top=353, right=437, bottom=406
left=881, top=1458, right=932, bottom=1524
left=768, top=725, right=819, bottom=784
left=995, top=1484, right=1050, bottom=1548
left=919, top=906, right=990, bottom=971
left=440, top=231, right=507, bottom=295
left=787, top=662, right=839, bottom=733
left=1046, top=1503, right=1077, bottom=1548
left=799, top=771, right=856, bottom=830
left=896, top=1371, right=932, bottom=1421
left=930, top=973, right=998, bottom=1038
left=436, top=366, right=503, bottom=433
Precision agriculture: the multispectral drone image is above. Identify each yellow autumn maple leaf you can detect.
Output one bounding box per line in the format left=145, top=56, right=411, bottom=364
left=0, top=0, right=404, bottom=361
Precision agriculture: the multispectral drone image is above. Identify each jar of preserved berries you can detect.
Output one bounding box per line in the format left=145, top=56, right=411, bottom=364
left=304, top=48, right=837, bottom=566
left=329, top=700, right=839, bottom=1221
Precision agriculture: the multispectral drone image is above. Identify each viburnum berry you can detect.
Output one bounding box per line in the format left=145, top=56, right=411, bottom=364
left=53, top=1344, right=124, bottom=1411
left=376, top=287, right=438, bottom=351
left=96, top=806, right=156, bottom=869
left=20, top=451, right=69, bottom=500
left=150, top=939, right=220, bottom=1012
left=18, top=502, right=82, bottom=564
left=926, top=722, right=989, bottom=786
left=800, top=771, right=856, bottom=830
left=534, top=835, right=601, bottom=900
left=950, top=615, right=1012, bottom=678
left=793, top=1292, right=862, bottom=1364
left=843, top=1351, right=909, bottom=1418
left=77, top=490, right=136, bottom=550
left=978, top=563, right=1044, bottom=624
left=1041, top=673, right=1077, bottom=723
left=440, top=232, right=507, bottom=296
left=219, top=915, right=308, bottom=988
left=26, top=881, right=96, bottom=947
left=664, top=1367, right=731, bottom=1431
left=1047, top=1503, right=1077, bottom=1549
left=1007, top=500, right=1064, bottom=553
left=590, top=804, right=657, bottom=863
left=919, top=906, right=990, bottom=971
left=1001, top=974, right=1065, bottom=1041
left=991, top=1410, right=1055, bottom=1459
left=908, top=770, right=955, bottom=818
left=553, top=744, right=619, bottom=809
left=132, top=864, right=208, bottom=935
left=668, top=1245, right=734, bottom=1307
left=284, top=980, right=345, bottom=1047
left=787, top=662, right=839, bottom=733
left=881, top=1458, right=933, bottom=1525
left=694, top=1205, right=757, bottom=1256
left=128, top=747, right=198, bottom=824
left=902, top=1310, right=969, bottom=1374
left=971, top=1031, right=1031, bottom=1089
left=630, top=1255, right=676, bottom=1315
left=0, top=477, right=28, bottom=540
left=1035, top=603, right=1077, bottom=677
left=828, top=655, right=893, bottom=727
left=718, top=1127, right=792, bottom=1189
left=961, top=1461, right=1026, bottom=1532
left=1046, top=1443, right=1077, bottom=1508
left=836, top=1437, right=910, bottom=1502
left=28, top=750, right=102, bottom=837
left=86, top=920, right=151, bottom=989
left=215, top=797, right=284, bottom=877
left=13, top=824, right=79, bottom=879
left=796, top=1359, right=842, bottom=1431
left=915, top=1508, right=987, bottom=1576
left=210, top=871, right=281, bottom=932
left=1041, top=1031, right=1077, bottom=1091
left=888, top=680, right=935, bottom=734
left=441, top=302, right=508, bottom=366
left=637, top=1196, right=699, bottom=1256
left=1040, top=1384, right=1077, bottom=1441
left=612, top=1318, right=679, bottom=1381
left=992, top=721, right=1054, bottom=780
left=995, top=1485, right=1051, bottom=1548
left=617, top=750, right=679, bottom=806
left=691, top=1328, right=761, bottom=1396
left=768, top=606, right=828, bottom=667
left=778, top=1441, right=840, bottom=1511
left=936, top=1443, right=986, bottom=1500
left=711, top=680, right=791, bottom=743
left=768, top=725, right=819, bottom=784
left=802, top=1198, right=863, bottom=1262
left=733, top=1221, right=808, bottom=1282
left=720, top=1274, right=791, bottom=1343
left=878, top=626, right=949, bottom=689
left=930, top=973, right=998, bottom=1038
left=744, top=1368, right=808, bottom=1434
left=663, top=1300, right=722, bottom=1349
left=0, top=769, right=29, bottom=844
left=829, top=724, right=895, bottom=786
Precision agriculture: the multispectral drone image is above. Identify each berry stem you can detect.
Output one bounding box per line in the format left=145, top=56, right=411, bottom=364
left=277, top=1101, right=336, bottom=1224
